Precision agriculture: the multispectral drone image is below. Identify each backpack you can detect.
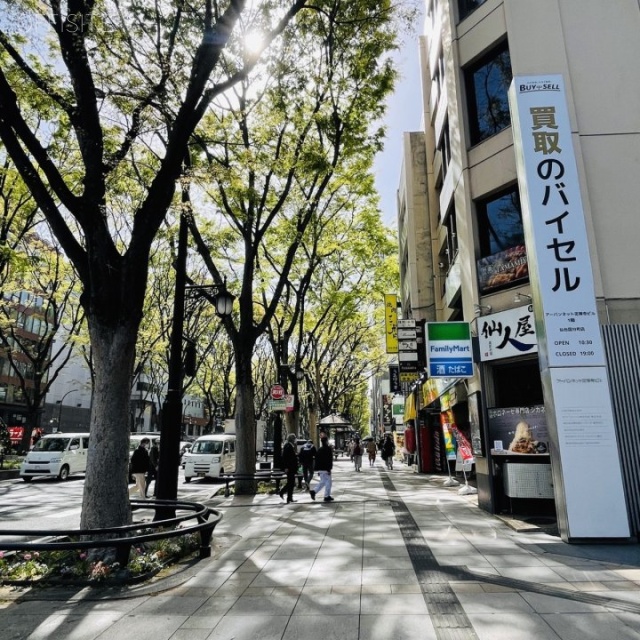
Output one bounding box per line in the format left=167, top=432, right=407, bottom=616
left=353, top=442, right=362, bottom=456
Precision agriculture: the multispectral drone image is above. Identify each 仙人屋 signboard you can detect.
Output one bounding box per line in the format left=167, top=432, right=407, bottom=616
left=478, top=305, right=538, bottom=361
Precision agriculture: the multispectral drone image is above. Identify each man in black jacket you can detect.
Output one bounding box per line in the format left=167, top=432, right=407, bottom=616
left=310, top=436, right=334, bottom=502
left=129, top=437, right=150, bottom=499
left=298, top=440, right=316, bottom=490
left=279, top=433, right=298, bottom=503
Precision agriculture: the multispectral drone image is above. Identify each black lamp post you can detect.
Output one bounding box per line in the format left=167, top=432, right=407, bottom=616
left=155, top=209, right=234, bottom=519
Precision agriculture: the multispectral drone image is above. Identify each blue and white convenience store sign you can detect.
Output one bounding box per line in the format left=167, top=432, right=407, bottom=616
left=427, top=322, right=473, bottom=378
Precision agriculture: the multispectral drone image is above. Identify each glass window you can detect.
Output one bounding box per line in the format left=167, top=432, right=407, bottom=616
left=476, top=187, right=524, bottom=257
left=458, top=0, right=488, bottom=21
left=437, top=117, right=452, bottom=180
left=476, top=186, right=529, bottom=293
left=465, top=41, right=512, bottom=145
left=35, top=437, right=69, bottom=452
left=192, top=440, right=223, bottom=455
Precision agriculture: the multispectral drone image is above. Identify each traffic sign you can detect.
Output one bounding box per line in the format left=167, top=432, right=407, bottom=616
left=270, top=384, right=285, bottom=400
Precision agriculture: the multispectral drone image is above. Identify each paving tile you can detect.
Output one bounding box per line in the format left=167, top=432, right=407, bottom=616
left=484, top=554, right=547, bottom=568
left=466, top=612, right=563, bottom=640
left=551, top=567, right=627, bottom=582
left=360, top=593, right=429, bottom=615
left=542, top=612, right=640, bottom=640
left=169, top=629, right=210, bottom=640
left=283, top=613, right=359, bottom=640
left=130, top=595, right=208, bottom=615
left=390, top=583, right=423, bottom=594
left=305, top=570, right=363, bottom=586
left=178, top=615, right=223, bottom=629
left=0, top=613, right=122, bottom=640
left=520, top=592, right=608, bottom=613
left=361, top=569, right=418, bottom=585
left=91, top=614, right=187, bottom=640
left=293, top=592, right=360, bottom=615
left=226, top=594, right=298, bottom=616
left=457, top=592, right=535, bottom=614
left=497, top=566, right=566, bottom=582
left=206, top=614, right=289, bottom=640
left=191, top=596, right=239, bottom=616
left=359, top=613, right=438, bottom=640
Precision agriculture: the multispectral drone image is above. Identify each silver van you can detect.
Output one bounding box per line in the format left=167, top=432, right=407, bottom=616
left=183, top=434, right=236, bottom=482
left=20, top=433, right=90, bottom=482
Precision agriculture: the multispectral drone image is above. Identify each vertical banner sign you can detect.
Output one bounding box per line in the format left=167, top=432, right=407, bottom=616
left=441, top=423, right=457, bottom=461
left=384, top=294, right=399, bottom=354
left=510, top=75, right=629, bottom=540
left=389, top=365, right=401, bottom=393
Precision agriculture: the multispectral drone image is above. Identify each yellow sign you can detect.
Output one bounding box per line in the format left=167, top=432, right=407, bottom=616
left=384, top=294, right=398, bottom=353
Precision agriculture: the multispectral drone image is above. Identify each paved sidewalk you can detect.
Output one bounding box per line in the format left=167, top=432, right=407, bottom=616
left=2, top=457, right=640, bottom=639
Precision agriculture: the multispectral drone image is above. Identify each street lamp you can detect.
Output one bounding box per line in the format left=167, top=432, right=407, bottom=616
left=155, top=208, right=234, bottom=519
left=55, top=389, right=77, bottom=431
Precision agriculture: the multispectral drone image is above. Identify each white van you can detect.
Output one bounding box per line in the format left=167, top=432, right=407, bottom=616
left=183, top=434, right=236, bottom=482
left=20, top=433, right=90, bottom=482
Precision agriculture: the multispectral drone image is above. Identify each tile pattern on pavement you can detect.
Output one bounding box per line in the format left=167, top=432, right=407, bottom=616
left=2, top=457, right=640, bottom=640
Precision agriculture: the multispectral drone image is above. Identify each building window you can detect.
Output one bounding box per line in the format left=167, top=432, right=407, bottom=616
left=465, top=41, right=512, bottom=145
left=458, top=0, right=488, bottom=22
left=476, top=186, right=528, bottom=294
left=437, top=117, right=452, bottom=181
left=477, top=187, right=524, bottom=258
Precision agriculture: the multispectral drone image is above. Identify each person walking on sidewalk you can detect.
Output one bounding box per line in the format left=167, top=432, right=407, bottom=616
left=366, top=439, right=377, bottom=466
left=129, top=437, right=150, bottom=499
left=145, top=439, right=160, bottom=497
left=279, top=433, right=298, bottom=503
left=382, top=434, right=395, bottom=470
left=310, top=435, right=334, bottom=502
left=352, top=437, right=363, bottom=472
left=298, top=439, right=316, bottom=490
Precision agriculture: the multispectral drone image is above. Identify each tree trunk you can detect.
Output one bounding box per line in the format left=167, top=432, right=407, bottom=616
left=234, top=341, right=256, bottom=495
left=80, top=321, right=137, bottom=530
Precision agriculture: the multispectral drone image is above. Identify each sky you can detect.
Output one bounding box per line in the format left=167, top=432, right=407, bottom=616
left=373, top=14, right=425, bottom=229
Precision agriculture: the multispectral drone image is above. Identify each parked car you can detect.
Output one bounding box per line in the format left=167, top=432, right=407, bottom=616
left=20, top=433, right=90, bottom=482
left=183, top=434, right=236, bottom=482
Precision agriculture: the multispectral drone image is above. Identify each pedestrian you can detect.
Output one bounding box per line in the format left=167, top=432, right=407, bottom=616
left=352, top=437, right=363, bottom=472
left=129, top=437, right=150, bottom=499
left=298, top=439, right=316, bottom=490
left=279, top=433, right=298, bottom=503
left=366, top=439, right=377, bottom=466
left=382, top=434, right=395, bottom=470
left=310, top=435, right=334, bottom=502
left=145, top=438, right=160, bottom=497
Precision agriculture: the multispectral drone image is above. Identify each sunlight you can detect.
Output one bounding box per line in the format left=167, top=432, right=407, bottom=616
left=244, top=30, right=265, bottom=59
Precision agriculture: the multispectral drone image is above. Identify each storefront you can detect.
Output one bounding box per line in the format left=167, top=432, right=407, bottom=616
left=474, top=307, right=555, bottom=518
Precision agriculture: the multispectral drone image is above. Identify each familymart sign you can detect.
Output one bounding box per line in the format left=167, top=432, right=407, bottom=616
left=427, top=322, right=473, bottom=378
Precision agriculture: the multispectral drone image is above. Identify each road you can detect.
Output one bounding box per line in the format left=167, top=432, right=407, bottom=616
left=0, top=468, right=224, bottom=532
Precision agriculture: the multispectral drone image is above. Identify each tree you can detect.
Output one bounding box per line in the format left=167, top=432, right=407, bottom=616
left=0, top=233, right=85, bottom=452
left=0, top=0, right=333, bottom=529
left=185, top=2, right=404, bottom=491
